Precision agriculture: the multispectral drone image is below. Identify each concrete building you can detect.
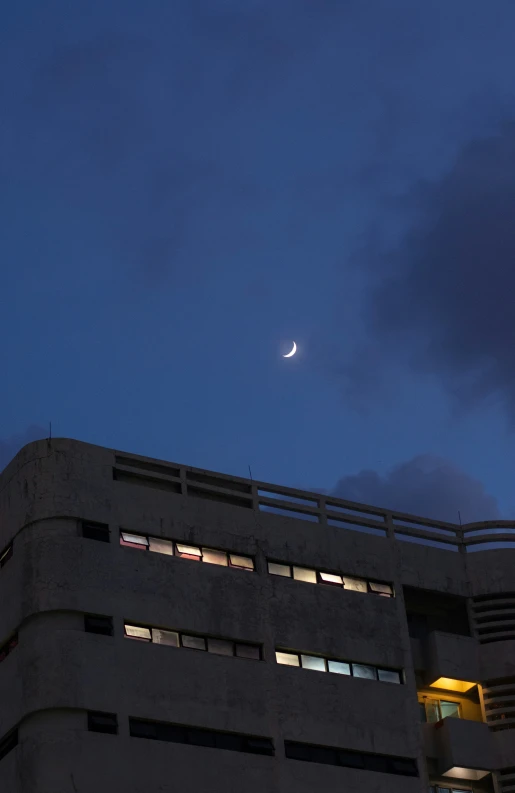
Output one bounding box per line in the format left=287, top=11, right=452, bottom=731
left=0, top=438, right=514, bottom=793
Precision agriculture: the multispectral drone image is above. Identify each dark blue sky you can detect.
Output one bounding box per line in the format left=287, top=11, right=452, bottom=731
left=2, top=0, right=515, bottom=523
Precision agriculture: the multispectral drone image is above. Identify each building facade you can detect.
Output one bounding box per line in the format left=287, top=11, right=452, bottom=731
left=0, top=438, right=514, bottom=793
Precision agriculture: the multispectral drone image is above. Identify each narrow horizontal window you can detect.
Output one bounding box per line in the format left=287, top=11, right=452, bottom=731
left=176, top=544, right=202, bottom=560
left=268, top=561, right=291, bottom=577
left=84, top=615, right=113, bottom=636
left=368, top=581, right=393, bottom=596
left=235, top=643, right=261, bottom=660
left=276, top=651, right=300, bottom=667
left=293, top=566, right=317, bottom=584
left=125, top=624, right=151, bottom=641
left=319, top=572, right=343, bottom=586
left=152, top=628, right=179, bottom=647
left=181, top=634, right=206, bottom=651
left=228, top=554, right=254, bottom=570
left=88, top=711, right=118, bottom=735
left=377, top=668, right=401, bottom=684
left=120, top=532, right=148, bottom=549
left=129, top=718, right=274, bottom=757
left=202, top=548, right=228, bottom=566
left=0, top=728, right=18, bottom=762
left=148, top=537, right=175, bottom=555
left=207, top=638, right=234, bottom=656
left=342, top=576, right=367, bottom=592
left=285, top=740, right=418, bottom=776
left=301, top=655, right=327, bottom=672
left=0, top=544, right=13, bottom=567
left=82, top=521, right=109, bottom=543
left=352, top=663, right=377, bottom=680
left=0, top=633, right=18, bottom=663
left=328, top=660, right=351, bottom=675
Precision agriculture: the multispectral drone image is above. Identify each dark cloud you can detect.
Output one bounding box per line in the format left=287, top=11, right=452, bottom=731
left=348, top=122, right=515, bottom=420
left=0, top=425, right=47, bottom=473
left=326, top=454, right=500, bottom=524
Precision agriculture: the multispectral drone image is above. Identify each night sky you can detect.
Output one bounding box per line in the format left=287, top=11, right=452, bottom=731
left=2, top=1, right=515, bottom=526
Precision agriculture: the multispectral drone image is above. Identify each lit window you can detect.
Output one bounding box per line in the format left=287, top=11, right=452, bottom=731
left=176, top=544, right=202, bottom=560
left=125, top=624, right=151, bottom=641
left=292, top=567, right=317, bottom=584
left=120, top=532, right=149, bottom=549
left=439, top=701, right=460, bottom=720
left=369, top=581, right=393, bottom=597
left=342, top=576, right=367, bottom=593
left=276, top=651, right=300, bottom=667
left=319, top=572, right=343, bottom=586
left=182, top=634, right=206, bottom=651
left=148, top=537, right=175, bottom=556
left=301, top=655, right=327, bottom=672
left=228, top=554, right=254, bottom=570
left=328, top=660, right=351, bottom=675
left=208, top=638, right=234, bottom=656
left=352, top=663, right=377, bottom=680
left=235, top=643, right=261, bottom=660
left=377, top=669, right=401, bottom=684
left=268, top=562, right=291, bottom=577
left=202, top=548, right=228, bottom=566
left=152, top=628, right=179, bottom=647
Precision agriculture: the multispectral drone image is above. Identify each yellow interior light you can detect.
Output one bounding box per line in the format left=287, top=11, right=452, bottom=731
left=429, top=677, right=476, bottom=693
left=443, top=766, right=490, bottom=781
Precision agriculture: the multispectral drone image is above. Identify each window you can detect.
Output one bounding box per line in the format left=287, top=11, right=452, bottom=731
left=120, top=532, right=149, bottom=550
left=148, top=537, right=174, bottom=556
left=0, top=633, right=18, bottom=663
left=88, top=711, right=118, bottom=735
left=121, top=533, right=254, bottom=572
left=368, top=581, right=394, bottom=597
left=293, top=566, right=317, bottom=583
left=268, top=561, right=291, bottom=577
left=84, top=615, right=113, bottom=636
left=129, top=718, right=274, bottom=757
left=228, top=554, right=254, bottom=571
left=203, top=548, right=228, bottom=566
left=268, top=560, right=394, bottom=598
left=420, top=698, right=461, bottom=723
left=82, top=522, right=109, bottom=543
left=0, top=543, right=13, bottom=567
left=124, top=623, right=261, bottom=660
left=176, top=543, right=202, bottom=560
left=0, top=728, right=18, bottom=763
left=319, top=572, right=343, bottom=586
left=342, top=576, right=367, bottom=593
left=285, top=740, right=418, bottom=777
left=276, top=648, right=402, bottom=684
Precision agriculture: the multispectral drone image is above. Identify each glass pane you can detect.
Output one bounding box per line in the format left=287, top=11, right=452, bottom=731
left=120, top=532, right=148, bottom=546
left=369, top=581, right=393, bottom=595
left=229, top=554, right=254, bottom=570
left=207, top=638, right=234, bottom=656
left=352, top=663, right=377, bottom=680
left=377, top=668, right=401, bottom=684
left=202, top=548, right=228, bottom=566
left=181, top=635, right=206, bottom=650
left=175, top=544, right=202, bottom=558
left=152, top=629, right=179, bottom=647
left=125, top=624, right=151, bottom=640
left=235, top=643, right=260, bottom=660
left=292, top=566, right=317, bottom=584
left=425, top=699, right=440, bottom=723
left=440, top=700, right=460, bottom=720
left=300, top=655, right=327, bottom=672
left=419, top=702, right=427, bottom=722
left=342, top=576, right=367, bottom=592
left=319, top=572, right=343, bottom=585
left=276, top=651, right=300, bottom=666
left=328, top=660, right=351, bottom=675
left=148, top=537, right=175, bottom=556
left=268, top=562, right=291, bottom=577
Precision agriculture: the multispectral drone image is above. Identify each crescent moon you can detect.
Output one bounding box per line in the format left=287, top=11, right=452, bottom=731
left=283, top=341, right=297, bottom=358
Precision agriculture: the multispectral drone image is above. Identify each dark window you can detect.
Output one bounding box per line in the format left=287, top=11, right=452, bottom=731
left=82, top=522, right=110, bottom=543
left=0, top=633, right=18, bottom=663
left=235, top=643, right=261, bottom=660
left=285, top=740, right=418, bottom=777
left=129, top=718, right=274, bottom=757
left=0, top=728, right=18, bottom=762
left=0, top=544, right=13, bottom=568
left=87, top=711, right=118, bottom=735
left=84, top=615, right=113, bottom=636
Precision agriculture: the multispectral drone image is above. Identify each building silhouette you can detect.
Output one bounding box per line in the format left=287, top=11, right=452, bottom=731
left=0, top=438, right=514, bottom=792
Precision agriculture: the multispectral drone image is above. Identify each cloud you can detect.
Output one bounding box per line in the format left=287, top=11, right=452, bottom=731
left=0, top=425, right=47, bottom=473
left=324, top=454, right=500, bottom=524
left=348, top=122, right=515, bottom=421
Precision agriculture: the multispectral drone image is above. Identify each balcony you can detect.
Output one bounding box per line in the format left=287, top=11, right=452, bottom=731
left=423, top=717, right=495, bottom=781
left=423, top=631, right=480, bottom=689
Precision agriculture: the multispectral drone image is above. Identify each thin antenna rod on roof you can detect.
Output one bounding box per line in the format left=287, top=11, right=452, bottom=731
left=458, top=510, right=462, bottom=526
left=248, top=465, right=253, bottom=482
left=49, top=422, right=52, bottom=441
